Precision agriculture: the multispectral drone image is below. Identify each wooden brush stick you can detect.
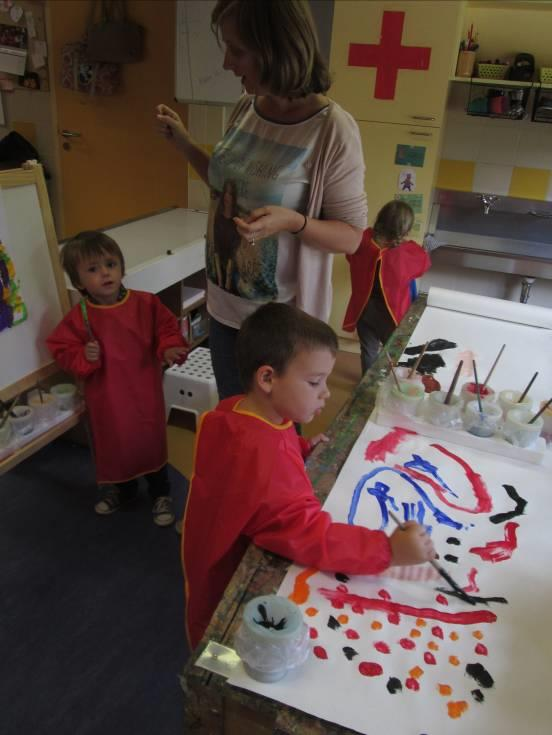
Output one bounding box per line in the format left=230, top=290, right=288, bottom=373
left=408, top=341, right=429, bottom=379
left=472, top=360, right=483, bottom=413
left=482, top=343, right=505, bottom=390
left=385, top=351, right=402, bottom=393
left=528, top=397, right=552, bottom=425
left=518, top=371, right=538, bottom=403
left=444, top=360, right=463, bottom=405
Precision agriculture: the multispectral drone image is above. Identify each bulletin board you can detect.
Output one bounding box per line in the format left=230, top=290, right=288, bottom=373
left=0, top=165, right=69, bottom=402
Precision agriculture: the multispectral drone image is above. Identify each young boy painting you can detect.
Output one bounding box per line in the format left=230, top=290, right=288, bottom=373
left=47, top=231, right=188, bottom=526
left=181, top=302, right=435, bottom=648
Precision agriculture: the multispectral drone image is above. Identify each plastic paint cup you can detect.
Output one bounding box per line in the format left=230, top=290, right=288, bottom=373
left=10, top=405, right=35, bottom=436
left=234, top=595, right=310, bottom=683
left=460, top=381, right=496, bottom=406
left=27, top=391, right=58, bottom=425
left=0, top=418, right=13, bottom=447
left=387, top=380, right=425, bottom=417
left=377, top=367, right=423, bottom=409
left=463, top=400, right=502, bottom=438
left=540, top=401, right=552, bottom=444
left=498, top=389, right=533, bottom=416
left=425, top=390, right=463, bottom=429
left=51, top=383, right=77, bottom=412
left=503, top=407, right=543, bottom=448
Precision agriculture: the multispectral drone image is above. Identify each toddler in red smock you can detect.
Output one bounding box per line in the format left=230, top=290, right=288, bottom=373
left=47, top=231, right=188, bottom=526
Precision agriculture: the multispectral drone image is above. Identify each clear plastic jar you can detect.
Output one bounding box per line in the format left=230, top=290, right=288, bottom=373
left=460, top=381, right=496, bottom=406
left=503, top=407, right=543, bottom=448
left=27, top=390, right=58, bottom=425
left=10, top=405, right=35, bottom=436
left=387, top=380, right=425, bottom=417
left=498, top=389, right=532, bottom=416
left=51, top=383, right=77, bottom=412
left=463, top=400, right=502, bottom=438
left=425, top=390, right=463, bottom=429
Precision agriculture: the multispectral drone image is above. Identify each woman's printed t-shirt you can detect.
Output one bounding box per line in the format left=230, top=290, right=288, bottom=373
left=206, top=101, right=329, bottom=329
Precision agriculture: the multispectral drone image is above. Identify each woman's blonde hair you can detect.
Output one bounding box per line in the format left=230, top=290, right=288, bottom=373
left=373, top=201, right=415, bottom=246
left=211, top=0, right=331, bottom=97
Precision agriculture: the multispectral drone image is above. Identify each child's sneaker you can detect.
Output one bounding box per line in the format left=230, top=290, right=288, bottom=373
left=152, top=496, right=175, bottom=527
left=94, top=487, right=121, bottom=515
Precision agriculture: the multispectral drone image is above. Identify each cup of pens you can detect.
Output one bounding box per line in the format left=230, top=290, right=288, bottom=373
left=455, top=24, right=478, bottom=77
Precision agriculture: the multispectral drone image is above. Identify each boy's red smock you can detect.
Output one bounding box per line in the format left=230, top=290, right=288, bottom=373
left=46, top=290, right=184, bottom=484
left=343, top=227, right=431, bottom=332
left=182, top=396, right=392, bottom=648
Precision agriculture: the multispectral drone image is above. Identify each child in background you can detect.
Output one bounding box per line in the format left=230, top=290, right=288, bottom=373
left=182, top=302, right=435, bottom=648
left=47, top=231, right=188, bottom=526
left=343, top=201, right=433, bottom=374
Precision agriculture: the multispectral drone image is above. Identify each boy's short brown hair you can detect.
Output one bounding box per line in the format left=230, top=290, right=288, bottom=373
left=237, top=302, right=338, bottom=391
left=60, top=231, right=125, bottom=290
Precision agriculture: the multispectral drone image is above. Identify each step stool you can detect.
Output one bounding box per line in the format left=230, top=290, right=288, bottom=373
left=163, top=347, right=218, bottom=424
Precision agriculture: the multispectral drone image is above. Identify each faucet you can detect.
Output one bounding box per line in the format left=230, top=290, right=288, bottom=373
left=479, top=194, right=500, bottom=215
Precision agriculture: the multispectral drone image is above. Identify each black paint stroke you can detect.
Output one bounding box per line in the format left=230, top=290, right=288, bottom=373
left=328, top=615, right=341, bottom=630
left=342, top=646, right=358, bottom=660
left=446, top=537, right=461, bottom=545
left=335, top=572, right=350, bottom=583
left=404, top=339, right=457, bottom=355
left=490, top=484, right=527, bottom=525
left=444, top=554, right=459, bottom=563
left=399, top=353, right=445, bottom=375
left=437, top=587, right=508, bottom=605
left=386, top=676, right=403, bottom=694
left=466, top=663, right=495, bottom=689
left=471, top=689, right=485, bottom=703
left=253, top=603, right=287, bottom=630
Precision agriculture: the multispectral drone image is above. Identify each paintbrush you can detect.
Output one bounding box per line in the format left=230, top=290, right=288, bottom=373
left=528, top=397, right=552, bottom=425
left=472, top=360, right=483, bottom=413
left=408, top=341, right=429, bottom=379
left=387, top=510, right=477, bottom=606
left=517, top=371, right=538, bottom=403
left=444, top=360, right=463, bottom=405
left=80, top=299, right=94, bottom=341
left=385, top=351, right=402, bottom=393
left=36, top=381, right=44, bottom=404
left=0, top=393, right=21, bottom=428
left=482, top=344, right=505, bottom=391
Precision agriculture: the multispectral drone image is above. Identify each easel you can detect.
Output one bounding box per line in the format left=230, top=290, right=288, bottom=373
left=0, top=165, right=83, bottom=475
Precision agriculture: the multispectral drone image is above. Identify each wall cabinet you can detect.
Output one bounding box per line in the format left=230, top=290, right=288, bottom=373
left=329, top=0, right=462, bottom=127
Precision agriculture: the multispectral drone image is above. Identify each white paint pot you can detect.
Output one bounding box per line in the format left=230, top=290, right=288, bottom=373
left=51, top=383, right=77, bottom=412
left=503, top=407, right=543, bottom=448
left=10, top=405, right=35, bottom=436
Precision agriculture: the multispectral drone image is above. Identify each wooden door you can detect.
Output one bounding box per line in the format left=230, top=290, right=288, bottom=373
left=329, top=0, right=463, bottom=126
left=48, top=0, right=188, bottom=238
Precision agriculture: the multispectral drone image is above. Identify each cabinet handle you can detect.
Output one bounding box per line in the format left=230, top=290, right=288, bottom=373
left=410, top=115, right=436, bottom=121
left=409, top=131, right=433, bottom=137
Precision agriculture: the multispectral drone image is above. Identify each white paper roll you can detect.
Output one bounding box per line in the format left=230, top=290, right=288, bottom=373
left=426, top=287, right=552, bottom=329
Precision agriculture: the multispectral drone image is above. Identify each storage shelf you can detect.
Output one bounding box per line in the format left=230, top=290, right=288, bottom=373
left=450, top=76, right=535, bottom=88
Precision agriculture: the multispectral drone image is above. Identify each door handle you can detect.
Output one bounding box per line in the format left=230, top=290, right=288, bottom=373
left=410, top=115, right=436, bottom=121
left=409, top=131, right=432, bottom=137
left=60, top=129, right=82, bottom=138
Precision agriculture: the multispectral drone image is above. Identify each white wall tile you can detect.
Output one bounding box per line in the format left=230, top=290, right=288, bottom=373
left=476, top=125, right=521, bottom=165
left=441, top=121, right=483, bottom=160
left=516, top=126, right=552, bottom=169
left=472, top=163, right=513, bottom=195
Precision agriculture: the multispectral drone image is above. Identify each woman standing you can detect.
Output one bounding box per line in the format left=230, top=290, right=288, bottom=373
left=157, top=0, right=367, bottom=399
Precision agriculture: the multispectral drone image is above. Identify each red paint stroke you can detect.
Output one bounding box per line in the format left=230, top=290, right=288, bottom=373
left=469, top=522, right=519, bottom=562
left=399, top=638, right=416, bottom=650
left=365, top=427, right=416, bottom=462
left=348, top=11, right=431, bottom=100
left=432, top=625, right=444, bottom=639
left=475, top=643, right=488, bottom=656
left=378, top=588, right=391, bottom=600
left=345, top=628, right=360, bottom=640
left=387, top=611, right=401, bottom=625
left=318, top=588, right=497, bottom=625
left=424, top=651, right=436, bottom=665
left=374, top=641, right=391, bottom=654
left=422, top=375, right=441, bottom=394
left=288, top=567, right=318, bottom=605
left=359, top=661, right=383, bottom=677
left=436, top=594, right=449, bottom=606
left=406, top=677, right=420, bottom=691
left=337, top=584, right=349, bottom=593
left=313, top=645, right=328, bottom=660
left=309, top=627, right=318, bottom=640
left=399, top=443, right=492, bottom=515
left=464, top=568, right=480, bottom=594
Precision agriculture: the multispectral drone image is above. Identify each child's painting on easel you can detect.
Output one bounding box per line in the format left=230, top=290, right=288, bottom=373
left=0, top=240, right=27, bottom=332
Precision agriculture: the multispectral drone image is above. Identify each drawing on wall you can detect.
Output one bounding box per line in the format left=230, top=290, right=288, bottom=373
left=0, top=241, right=27, bottom=333
left=398, top=169, right=416, bottom=192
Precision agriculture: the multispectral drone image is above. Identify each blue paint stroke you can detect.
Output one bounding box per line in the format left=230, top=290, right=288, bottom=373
left=404, top=454, right=459, bottom=498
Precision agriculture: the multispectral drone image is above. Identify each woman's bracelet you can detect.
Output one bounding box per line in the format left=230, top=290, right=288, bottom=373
left=290, top=213, right=308, bottom=235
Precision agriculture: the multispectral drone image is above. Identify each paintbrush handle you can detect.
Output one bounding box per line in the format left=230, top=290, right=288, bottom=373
left=385, top=352, right=402, bottom=393
left=518, top=371, right=538, bottom=403
left=472, top=360, right=483, bottom=413
left=408, top=341, right=429, bottom=379
left=528, top=397, right=552, bottom=424
left=444, top=360, right=463, bottom=405
left=482, top=343, right=505, bottom=390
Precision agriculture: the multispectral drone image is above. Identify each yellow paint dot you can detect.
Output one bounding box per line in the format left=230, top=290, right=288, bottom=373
left=416, top=618, right=427, bottom=627
left=447, top=701, right=468, bottom=719
left=371, top=620, right=383, bottom=630
left=305, top=607, right=318, bottom=617
left=428, top=641, right=439, bottom=651
left=409, top=665, right=424, bottom=679
left=337, top=614, right=349, bottom=625
left=473, top=630, right=483, bottom=640
left=450, top=631, right=459, bottom=641
left=449, top=655, right=460, bottom=666
left=438, top=684, right=452, bottom=696
left=410, top=628, right=422, bottom=638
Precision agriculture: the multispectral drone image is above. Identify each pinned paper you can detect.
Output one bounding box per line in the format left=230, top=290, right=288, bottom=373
left=396, top=193, right=423, bottom=214
left=395, top=144, right=426, bottom=168
left=9, top=3, right=22, bottom=23
left=398, top=169, right=416, bottom=193
left=24, top=10, right=36, bottom=38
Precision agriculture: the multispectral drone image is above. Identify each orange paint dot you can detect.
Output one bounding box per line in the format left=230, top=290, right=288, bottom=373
left=447, top=701, right=468, bottom=719
left=450, top=631, right=459, bottom=641
left=473, top=630, right=484, bottom=640
left=371, top=620, right=382, bottom=630
left=305, top=607, right=318, bottom=617
left=288, top=568, right=318, bottom=605
left=438, top=684, right=452, bottom=696
left=428, top=641, right=439, bottom=651
left=410, top=628, right=421, bottom=638
left=449, top=656, right=460, bottom=666
left=416, top=618, right=427, bottom=627
left=409, top=666, right=424, bottom=680
left=337, top=614, right=349, bottom=625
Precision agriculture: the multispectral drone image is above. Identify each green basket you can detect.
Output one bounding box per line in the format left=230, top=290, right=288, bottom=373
left=540, top=67, right=552, bottom=84
left=477, top=63, right=509, bottom=80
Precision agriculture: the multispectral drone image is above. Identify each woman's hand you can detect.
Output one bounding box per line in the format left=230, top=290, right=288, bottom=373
left=234, top=206, right=303, bottom=244
left=155, top=103, right=190, bottom=152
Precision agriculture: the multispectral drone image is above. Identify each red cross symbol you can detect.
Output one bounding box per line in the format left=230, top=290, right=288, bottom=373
left=348, top=11, right=431, bottom=100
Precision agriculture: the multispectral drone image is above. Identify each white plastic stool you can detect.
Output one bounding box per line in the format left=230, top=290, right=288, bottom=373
left=163, top=347, right=218, bottom=423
